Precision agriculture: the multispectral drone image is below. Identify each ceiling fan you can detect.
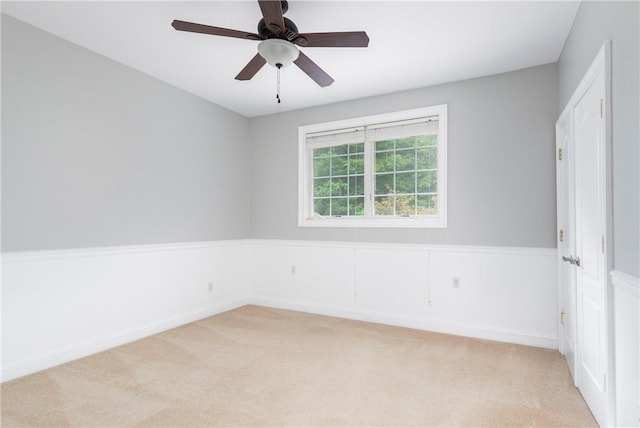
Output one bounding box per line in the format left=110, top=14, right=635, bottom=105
left=171, top=0, right=369, bottom=93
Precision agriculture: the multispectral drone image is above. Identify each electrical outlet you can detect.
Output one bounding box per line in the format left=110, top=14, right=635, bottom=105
left=208, top=282, right=213, bottom=292
left=452, top=277, right=461, bottom=288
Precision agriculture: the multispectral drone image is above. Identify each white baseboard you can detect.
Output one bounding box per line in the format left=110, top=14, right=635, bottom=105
left=0, top=298, right=250, bottom=382
left=250, top=297, right=558, bottom=349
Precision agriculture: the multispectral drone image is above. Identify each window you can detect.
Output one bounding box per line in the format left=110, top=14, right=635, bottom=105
left=299, top=105, right=447, bottom=228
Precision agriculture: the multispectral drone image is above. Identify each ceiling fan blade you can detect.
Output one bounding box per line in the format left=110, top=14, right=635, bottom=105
left=294, top=52, right=334, bottom=87
left=296, top=31, right=369, bottom=48
left=235, top=54, right=267, bottom=81
left=258, top=0, right=286, bottom=34
left=172, top=20, right=261, bottom=41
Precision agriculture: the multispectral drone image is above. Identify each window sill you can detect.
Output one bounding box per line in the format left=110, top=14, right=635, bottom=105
left=298, top=217, right=447, bottom=228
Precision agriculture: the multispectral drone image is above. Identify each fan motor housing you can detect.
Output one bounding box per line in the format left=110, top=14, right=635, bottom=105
left=258, top=17, right=298, bottom=41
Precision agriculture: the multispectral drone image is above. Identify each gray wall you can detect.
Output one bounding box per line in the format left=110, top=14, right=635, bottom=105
left=249, top=63, right=559, bottom=248
left=1, top=15, right=250, bottom=251
left=557, top=1, right=639, bottom=277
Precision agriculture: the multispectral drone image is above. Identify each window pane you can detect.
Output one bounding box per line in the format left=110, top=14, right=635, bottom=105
left=416, top=135, right=437, bottom=147
left=312, top=142, right=369, bottom=217
left=348, top=154, right=364, bottom=174
left=375, top=173, right=394, bottom=195
left=314, top=147, right=331, bottom=157
left=349, top=197, right=365, bottom=216
left=374, top=195, right=394, bottom=216
left=350, top=143, right=364, bottom=154
left=314, top=177, right=330, bottom=197
left=417, top=170, right=437, bottom=193
left=396, top=172, right=416, bottom=194
left=396, top=195, right=416, bottom=216
left=417, top=194, right=438, bottom=215
left=375, top=140, right=394, bottom=151
left=349, top=175, right=364, bottom=196
left=395, top=149, right=415, bottom=172
left=331, top=177, right=348, bottom=197
left=314, top=198, right=330, bottom=216
left=332, top=145, right=348, bottom=155
left=331, top=155, right=348, bottom=176
left=396, top=136, right=416, bottom=149
left=371, top=125, right=439, bottom=217
left=332, top=198, right=348, bottom=216
left=375, top=151, right=394, bottom=173
left=314, top=157, right=331, bottom=177
left=416, top=147, right=437, bottom=170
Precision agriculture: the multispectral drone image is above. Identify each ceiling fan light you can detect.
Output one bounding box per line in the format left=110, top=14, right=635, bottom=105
left=258, top=39, right=299, bottom=68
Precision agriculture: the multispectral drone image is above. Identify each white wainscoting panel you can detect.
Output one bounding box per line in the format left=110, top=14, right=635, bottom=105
left=611, top=270, right=640, bottom=427
left=1, top=241, right=251, bottom=382
left=249, top=240, right=558, bottom=349
left=2, top=239, right=559, bottom=382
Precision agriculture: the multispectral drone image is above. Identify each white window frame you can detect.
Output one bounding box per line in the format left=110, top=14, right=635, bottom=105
left=298, top=105, right=448, bottom=228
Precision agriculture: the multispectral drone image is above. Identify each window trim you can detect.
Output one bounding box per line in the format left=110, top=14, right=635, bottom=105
left=298, top=105, right=447, bottom=228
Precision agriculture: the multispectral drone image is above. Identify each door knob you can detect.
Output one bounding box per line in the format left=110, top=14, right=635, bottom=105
left=562, top=255, right=581, bottom=267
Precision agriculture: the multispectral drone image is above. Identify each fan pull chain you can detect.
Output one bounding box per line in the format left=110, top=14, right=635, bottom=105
left=276, top=63, right=282, bottom=104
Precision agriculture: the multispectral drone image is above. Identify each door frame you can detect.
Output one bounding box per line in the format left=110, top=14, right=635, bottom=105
left=556, top=40, right=614, bottom=426
left=556, top=107, right=577, bottom=383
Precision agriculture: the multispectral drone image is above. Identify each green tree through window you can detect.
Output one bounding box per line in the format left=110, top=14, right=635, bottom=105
left=373, top=135, right=438, bottom=216
left=313, top=143, right=364, bottom=216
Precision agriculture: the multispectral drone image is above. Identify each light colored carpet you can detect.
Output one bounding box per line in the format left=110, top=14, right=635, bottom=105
left=1, top=305, right=596, bottom=427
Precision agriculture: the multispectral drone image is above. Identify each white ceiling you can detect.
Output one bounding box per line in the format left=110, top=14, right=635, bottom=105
left=2, top=1, right=580, bottom=117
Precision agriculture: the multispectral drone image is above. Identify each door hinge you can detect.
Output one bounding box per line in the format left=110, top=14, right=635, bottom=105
left=559, top=229, right=564, bottom=242
left=560, top=311, right=565, bottom=325
left=558, top=148, right=563, bottom=161
left=603, top=374, right=607, bottom=392
left=602, top=236, right=605, bottom=254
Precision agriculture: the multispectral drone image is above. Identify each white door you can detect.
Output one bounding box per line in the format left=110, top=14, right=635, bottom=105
left=556, top=111, right=577, bottom=383
left=573, top=55, right=609, bottom=427
left=557, top=41, right=612, bottom=427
